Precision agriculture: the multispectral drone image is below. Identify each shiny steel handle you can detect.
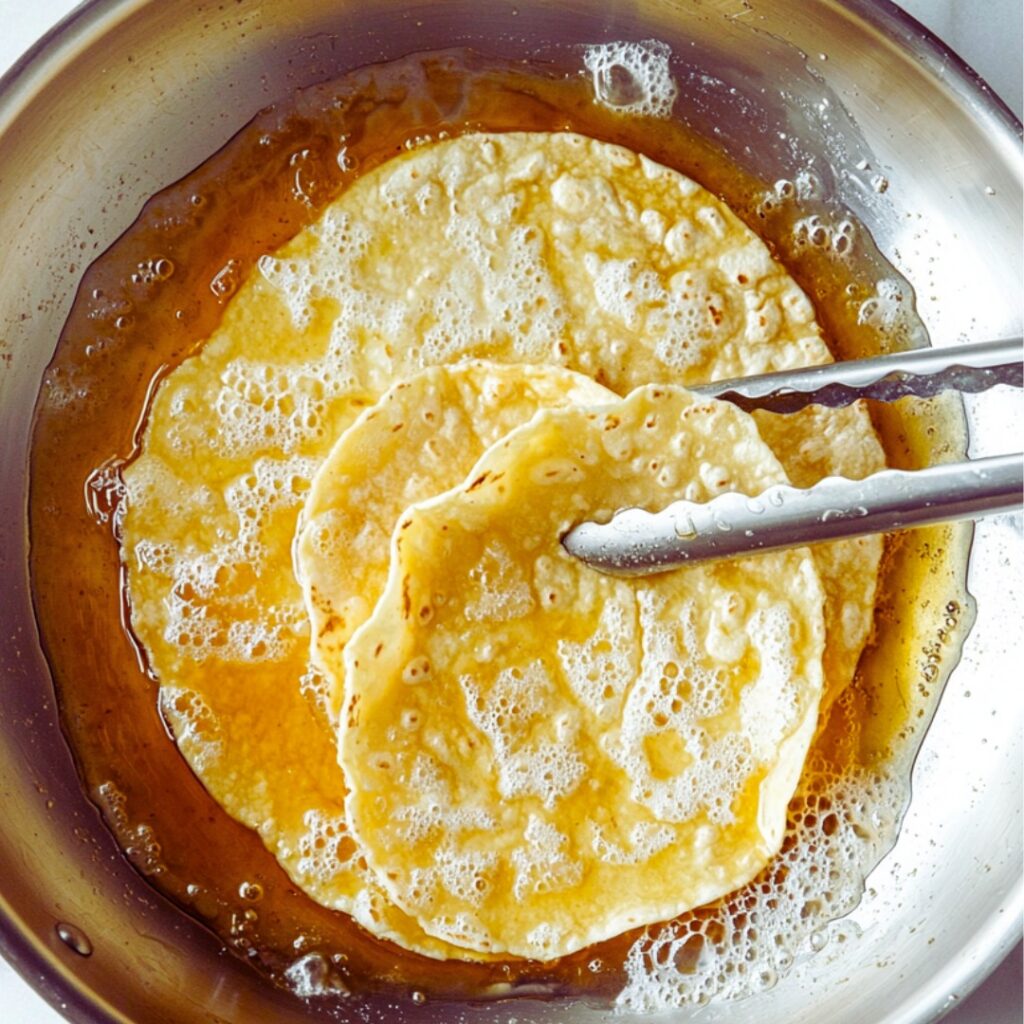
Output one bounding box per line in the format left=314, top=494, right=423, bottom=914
left=694, top=337, right=1022, bottom=413
left=563, top=454, right=1024, bottom=576
left=564, top=340, right=1023, bottom=575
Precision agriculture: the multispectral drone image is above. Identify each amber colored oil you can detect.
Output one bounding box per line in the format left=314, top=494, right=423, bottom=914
left=29, top=49, right=971, bottom=1004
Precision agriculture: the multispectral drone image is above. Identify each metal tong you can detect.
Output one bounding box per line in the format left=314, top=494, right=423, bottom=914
left=563, top=338, right=1023, bottom=576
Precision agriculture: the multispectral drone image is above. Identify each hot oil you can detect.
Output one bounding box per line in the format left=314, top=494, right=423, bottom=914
left=29, top=49, right=970, bottom=1007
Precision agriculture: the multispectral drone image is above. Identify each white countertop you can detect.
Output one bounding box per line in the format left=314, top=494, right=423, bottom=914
left=0, top=0, right=1020, bottom=1021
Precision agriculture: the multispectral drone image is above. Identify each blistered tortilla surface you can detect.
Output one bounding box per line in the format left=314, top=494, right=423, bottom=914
left=121, top=130, right=882, bottom=958
left=296, top=361, right=614, bottom=718
left=340, top=387, right=826, bottom=958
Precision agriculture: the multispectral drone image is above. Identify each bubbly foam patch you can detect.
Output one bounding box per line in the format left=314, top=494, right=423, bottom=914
left=213, top=360, right=335, bottom=457
left=606, top=591, right=806, bottom=827
left=857, top=278, right=929, bottom=351
left=461, top=662, right=587, bottom=809
left=158, top=687, right=222, bottom=772
left=257, top=209, right=372, bottom=332
left=556, top=590, right=637, bottom=722
left=339, top=386, right=826, bottom=959
left=583, top=254, right=733, bottom=371
left=126, top=452, right=316, bottom=665
left=512, top=817, right=583, bottom=903
left=591, top=821, right=675, bottom=866
left=295, top=811, right=362, bottom=893
left=284, top=953, right=350, bottom=999
left=463, top=541, right=537, bottom=624
left=583, top=40, right=678, bottom=119
left=244, top=131, right=844, bottom=395
left=616, top=756, right=907, bottom=1012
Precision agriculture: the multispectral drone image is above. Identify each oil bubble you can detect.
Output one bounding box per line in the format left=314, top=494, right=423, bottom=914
left=582, top=40, right=678, bottom=118
left=56, top=922, right=93, bottom=957
left=239, top=881, right=264, bottom=902
left=284, top=953, right=351, bottom=998
left=210, top=259, right=241, bottom=299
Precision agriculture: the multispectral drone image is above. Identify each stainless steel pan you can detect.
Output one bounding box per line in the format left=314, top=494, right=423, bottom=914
left=0, top=2, right=1020, bottom=1021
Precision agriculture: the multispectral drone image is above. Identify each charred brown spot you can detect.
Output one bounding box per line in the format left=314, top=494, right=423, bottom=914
left=347, top=694, right=361, bottom=729
left=402, top=575, right=412, bottom=618
left=319, top=614, right=342, bottom=639
left=468, top=471, right=490, bottom=491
